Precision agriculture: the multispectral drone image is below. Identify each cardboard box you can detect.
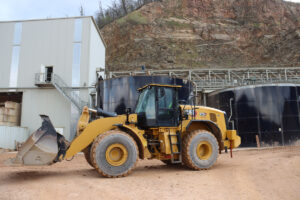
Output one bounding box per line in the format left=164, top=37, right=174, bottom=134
left=0, top=115, right=19, bottom=123
left=7, top=115, right=20, bottom=123
left=0, top=121, right=6, bottom=126
left=0, top=121, right=17, bottom=127
left=4, top=108, right=20, bottom=116
left=0, top=115, right=8, bottom=122
left=0, top=107, right=4, bottom=115
left=4, top=101, right=20, bottom=109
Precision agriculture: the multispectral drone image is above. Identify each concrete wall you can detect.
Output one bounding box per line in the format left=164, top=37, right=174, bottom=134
left=19, top=19, right=74, bottom=87
left=0, top=126, right=29, bottom=149
left=21, top=89, right=72, bottom=140
left=89, top=21, right=106, bottom=86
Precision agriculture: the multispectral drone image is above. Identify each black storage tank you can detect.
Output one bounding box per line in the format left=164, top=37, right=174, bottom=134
left=207, top=84, right=300, bottom=147
left=97, top=76, right=194, bottom=114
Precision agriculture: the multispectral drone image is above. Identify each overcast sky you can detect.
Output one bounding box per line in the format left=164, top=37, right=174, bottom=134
left=0, top=0, right=112, bottom=21
left=0, top=0, right=299, bottom=21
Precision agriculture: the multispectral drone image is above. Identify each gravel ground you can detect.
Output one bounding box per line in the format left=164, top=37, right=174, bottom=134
left=0, top=146, right=299, bottom=200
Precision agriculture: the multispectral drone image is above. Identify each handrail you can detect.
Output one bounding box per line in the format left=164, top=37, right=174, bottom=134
left=34, top=73, right=89, bottom=111
left=108, top=67, right=300, bottom=91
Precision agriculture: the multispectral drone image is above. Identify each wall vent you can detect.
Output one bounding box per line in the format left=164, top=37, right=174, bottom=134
left=210, top=113, right=217, bottom=122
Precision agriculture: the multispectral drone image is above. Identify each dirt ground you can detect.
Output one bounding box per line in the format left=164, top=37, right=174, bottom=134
left=0, top=146, right=300, bottom=200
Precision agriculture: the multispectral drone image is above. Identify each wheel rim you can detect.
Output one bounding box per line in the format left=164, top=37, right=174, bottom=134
left=196, top=141, right=213, bottom=160
left=105, top=143, right=128, bottom=166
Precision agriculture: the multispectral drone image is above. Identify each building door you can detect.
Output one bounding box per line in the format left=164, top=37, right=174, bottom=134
left=45, top=66, right=53, bottom=82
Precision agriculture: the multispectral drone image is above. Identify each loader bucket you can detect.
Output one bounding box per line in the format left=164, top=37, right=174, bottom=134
left=6, top=115, right=60, bottom=166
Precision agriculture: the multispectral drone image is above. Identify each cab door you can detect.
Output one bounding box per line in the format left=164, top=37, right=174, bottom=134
left=135, top=86, right=157, bottom=128
left=156, top=87, right=179, bottom=127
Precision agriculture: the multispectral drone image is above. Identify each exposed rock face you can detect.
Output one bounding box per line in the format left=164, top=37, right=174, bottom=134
left=101, top=0, right=300, bottom=71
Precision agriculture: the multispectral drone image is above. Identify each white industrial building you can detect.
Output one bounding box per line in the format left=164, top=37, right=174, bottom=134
left=0, top=16, right=106, bottom=143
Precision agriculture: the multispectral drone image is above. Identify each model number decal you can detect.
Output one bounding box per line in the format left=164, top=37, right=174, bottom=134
left=199, top=112, right=207, bottom=117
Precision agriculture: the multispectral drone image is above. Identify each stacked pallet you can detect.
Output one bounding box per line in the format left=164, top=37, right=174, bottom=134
left=0, top=101, right=21, bottom=127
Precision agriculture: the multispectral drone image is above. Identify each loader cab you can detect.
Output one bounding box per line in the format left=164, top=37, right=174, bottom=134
left=135, top=84, right=181, bottom=129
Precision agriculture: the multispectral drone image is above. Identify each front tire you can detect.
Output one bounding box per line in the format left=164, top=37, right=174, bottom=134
left=182, top=130, right=219, bottom=170
left=82, top=145, right=94, bottom=168
left=91, top=130, right=139, bottom=178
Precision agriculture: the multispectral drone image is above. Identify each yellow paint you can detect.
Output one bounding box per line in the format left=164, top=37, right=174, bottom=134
left=180, top=105, right=228, bottom=139
left=158, top=131, right=170, bottom=154
left=196, top=141, right=213, bottom=160
left=105, top=143, right=128, bottom=166
left=66, top=115, right=127, bottom=158
left=128, top=114, right=138, bottom=123
left=226, top=130, right=237, bottom=140
left=119, top=123, right=150, bottom=159
left=76, top=106, right=90, bottom=136
left=66, top=113, right=150, bottom=159
left=158, top=128, right=178, bottom=154
left=224, top=130, right=241, bottom=148
left=179, top=105, right=241, bottom=150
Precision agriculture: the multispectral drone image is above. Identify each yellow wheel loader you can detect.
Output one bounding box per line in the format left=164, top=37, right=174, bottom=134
left=8, top=84, right=241, bottom=178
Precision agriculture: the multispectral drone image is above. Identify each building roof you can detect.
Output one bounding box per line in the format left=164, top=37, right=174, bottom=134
left=0, top=16, right=107, bottom=48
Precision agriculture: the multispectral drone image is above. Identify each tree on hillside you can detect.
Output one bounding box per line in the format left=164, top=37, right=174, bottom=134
left=121, top=0, right=128, bottom=15
left=79, top=5, right=85, bottom=16
left=96, top=0, right=161, bottom=29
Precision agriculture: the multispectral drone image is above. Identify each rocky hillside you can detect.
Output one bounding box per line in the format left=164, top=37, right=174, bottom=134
left=101, top=0, right=300, bottom=71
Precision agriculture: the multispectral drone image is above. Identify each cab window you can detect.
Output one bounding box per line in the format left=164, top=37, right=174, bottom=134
left=157, top=87, right=177, bottom=126
left=135, top=87, right=156, bottom=120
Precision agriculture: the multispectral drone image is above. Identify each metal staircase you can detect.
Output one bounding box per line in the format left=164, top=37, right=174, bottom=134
left=35, top=73, right=89, bottom=111
left=52, top=74, right=89, bottom=111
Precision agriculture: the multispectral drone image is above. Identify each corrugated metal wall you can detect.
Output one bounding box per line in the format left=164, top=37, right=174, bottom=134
left=0, top=126, right=29, bottom=150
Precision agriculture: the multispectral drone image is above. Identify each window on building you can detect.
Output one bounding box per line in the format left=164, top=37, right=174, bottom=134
left=9, top=23, right=22, bottom=88
left=9, top=46, right=20, bottom=88
left=72, top=19, right=82, bottom=87
left=72, top=44, right=81, bottom=87
left=73, top=19, right=82, bottom=43
left=13, top=23, right=22, bottom=45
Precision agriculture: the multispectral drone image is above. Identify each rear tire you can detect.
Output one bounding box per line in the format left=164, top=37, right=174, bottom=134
left=91, top=130, right=139, bottom=178
left=182, top=130, right=219, bottom=170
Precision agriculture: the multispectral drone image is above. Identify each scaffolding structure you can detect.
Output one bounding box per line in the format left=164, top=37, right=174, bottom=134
left=108, top=67, right=300, bottom=93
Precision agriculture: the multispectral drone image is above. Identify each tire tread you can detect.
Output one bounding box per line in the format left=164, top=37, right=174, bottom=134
left=82, top=146, right=94, bottom=168
left=182, top=130, right=219, bottom=170
left=91, top=129, right=139, bottom=178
